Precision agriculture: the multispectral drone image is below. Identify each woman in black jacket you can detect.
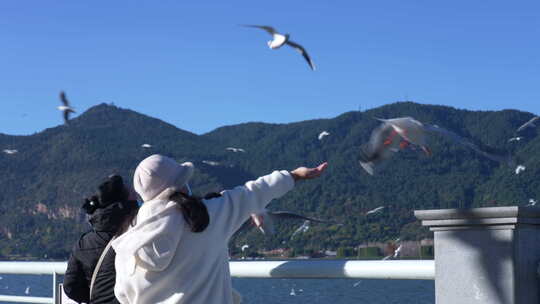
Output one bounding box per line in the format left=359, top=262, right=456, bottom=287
left=64, top=175, right=138, bottom=304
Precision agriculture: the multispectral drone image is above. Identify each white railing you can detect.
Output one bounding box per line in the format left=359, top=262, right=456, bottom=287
left=0, top=260, right=435, bottom=303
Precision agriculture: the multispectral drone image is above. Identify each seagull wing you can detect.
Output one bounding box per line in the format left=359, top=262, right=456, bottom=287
left=241, top=24, right=277, bottom=35
left=424, top=124, right=513, bottom=165
left=285, top=40, right=316, bottom=70
left=517, top=116, right=540, bottom=132
left=63, top=110, right=70, bottom=124
left=269, top=211, right=336, bottom=224
left=59, top=91, right=70, bottom=107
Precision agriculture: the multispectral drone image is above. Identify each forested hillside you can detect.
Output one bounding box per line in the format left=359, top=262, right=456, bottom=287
left=0, top=102, right=538, bottom=259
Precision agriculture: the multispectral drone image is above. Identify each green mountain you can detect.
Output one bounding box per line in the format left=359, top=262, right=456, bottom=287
left=0, top=102, right=538, bottom=259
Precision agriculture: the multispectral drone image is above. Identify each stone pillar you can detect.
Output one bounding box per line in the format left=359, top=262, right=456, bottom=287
left=415, top=206, right=540, bottom=304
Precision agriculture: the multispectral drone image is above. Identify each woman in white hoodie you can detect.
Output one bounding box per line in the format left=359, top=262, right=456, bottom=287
left=112, top=154, right=327, bottom=304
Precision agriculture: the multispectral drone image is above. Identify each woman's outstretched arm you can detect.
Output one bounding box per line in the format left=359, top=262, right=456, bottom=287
left=207, top=163, right=328, bottom=238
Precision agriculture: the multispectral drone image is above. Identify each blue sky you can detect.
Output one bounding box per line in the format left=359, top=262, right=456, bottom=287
left=1, top=1, right=539, bottom=135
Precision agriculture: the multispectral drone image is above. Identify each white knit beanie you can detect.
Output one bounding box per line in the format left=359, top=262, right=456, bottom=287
left=133, top=154, right=195, bottom=202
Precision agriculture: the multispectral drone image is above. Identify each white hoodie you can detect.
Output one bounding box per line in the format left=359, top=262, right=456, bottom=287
left=112, top=170, right=295, bottom=304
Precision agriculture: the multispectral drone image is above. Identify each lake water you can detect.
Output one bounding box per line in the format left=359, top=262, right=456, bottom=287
left=0, top=274, right=435, bottom=304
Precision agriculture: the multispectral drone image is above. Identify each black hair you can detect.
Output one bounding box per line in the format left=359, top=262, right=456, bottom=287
left=82, top=175, right=129, bottom=215
left=169, top=191, right=210, bottom=233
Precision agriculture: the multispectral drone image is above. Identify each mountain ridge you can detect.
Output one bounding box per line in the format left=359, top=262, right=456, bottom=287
left=0, top=101, right=538, bottom=259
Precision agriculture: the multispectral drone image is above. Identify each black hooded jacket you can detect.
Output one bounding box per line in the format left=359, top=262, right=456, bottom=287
left=64, top=200, right=138, bottom=304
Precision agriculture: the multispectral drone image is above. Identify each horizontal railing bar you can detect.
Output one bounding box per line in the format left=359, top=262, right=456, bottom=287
left=0, top=262, right=67, bottom=275
left=230, top=260, right=434, bottom=280
left=0, top=295, right=53, bottom=303
left=0, top=260, right=435, bottom=280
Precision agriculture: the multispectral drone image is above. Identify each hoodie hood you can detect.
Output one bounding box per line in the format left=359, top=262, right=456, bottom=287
left=133, top=154, right=195, bottom=202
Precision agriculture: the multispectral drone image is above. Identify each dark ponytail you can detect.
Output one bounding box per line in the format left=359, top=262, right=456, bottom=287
left=169, top=191, right=210, bottom=233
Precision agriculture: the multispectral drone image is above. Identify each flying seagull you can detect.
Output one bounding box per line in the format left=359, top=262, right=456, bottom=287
left=516, top=116, right=539, bottom=132
left=528, top=199, right=537, bottom=206
left=3, top=149, right=18, bottom=155
left=379, top=117, right=512, bottom=164
left=365, top=206, right=385, bottom=216
left=226, top=147, right=245, bottom=153
left=242, top=25, right=316, bottom=70
left=366, top=117, right=514, bottom=169
left=241, top=244, right=249, bottom=252
left=290, top=220, right=310, bottom=240
left=58, top=91, right=76, bottom=124
left=318, top=131, right=330, bottom=141
left=515, top=165, right=526, bottom=175
left=249, top=209, right=338, bottom=235
left=393, top=244, right=403, bottom=258
left=141, top=144, right=152, bottom=148
left=202, top=160, right=220, bottom=166
left=382, top=238, right=402, bottom=260
left=508, top=137, right=523, bottom=143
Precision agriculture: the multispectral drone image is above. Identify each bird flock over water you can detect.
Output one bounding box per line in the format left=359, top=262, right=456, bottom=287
left=2, top=24, right=539, bottom=260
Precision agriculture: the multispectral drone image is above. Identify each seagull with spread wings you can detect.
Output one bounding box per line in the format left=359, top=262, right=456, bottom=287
left=249, top=209, right=338, bottom=235
left=318, top=131, right=330, bottom=141
left=58, top=91, right=76, bottom=124
left=242, top=25, right=316, bottom=70
left=365, top=206, right=385, bottom=216
left=516, top=116, right=539, bottom=132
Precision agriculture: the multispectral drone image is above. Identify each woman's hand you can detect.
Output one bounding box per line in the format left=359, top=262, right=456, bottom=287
left=290, top=162, right=328, bottom=181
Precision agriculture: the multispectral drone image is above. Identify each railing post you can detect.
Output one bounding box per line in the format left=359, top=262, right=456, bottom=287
left=415, top=206, right=540, bottom=304
left=52, top=272, right=58, bottom=304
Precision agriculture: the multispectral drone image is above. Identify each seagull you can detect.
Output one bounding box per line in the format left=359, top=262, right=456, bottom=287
left=393, top=244, right=403, bottom=258
left=318, top=131, right=330, bottom=141
left=508, top=137, right=523, bottom=143
left=290, top=220, right=310, bottom=240
left=515, top=165, right=526, bottom=175
left=290, top=288, right=297, bottom=296
left=360, top=116, right=513, bottom=175
left=365, top=206, right=385, bottom=216
left=226, top=147, right=245, bottom=153
left=241, top=244, right=249, bottom=252
left=382, top=239, right=401, bottom=260
left=58, top=91, right=76, bottom=124
left=3, top=149, right=18, bottom=155
left=517, top=116, right=539, bottom=132
left=202, top=160, right=220, bottom=166
left=25, top=286, right=30, bottom=295
left=249, top=209, right=338, bottom=235
left=528, top=199, right=537, bottom=206
left=353, top=281, right=362, bottom=287
left=242, top=25, right=316, bottom=70
left=141, top=144, right=152, bottom=148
